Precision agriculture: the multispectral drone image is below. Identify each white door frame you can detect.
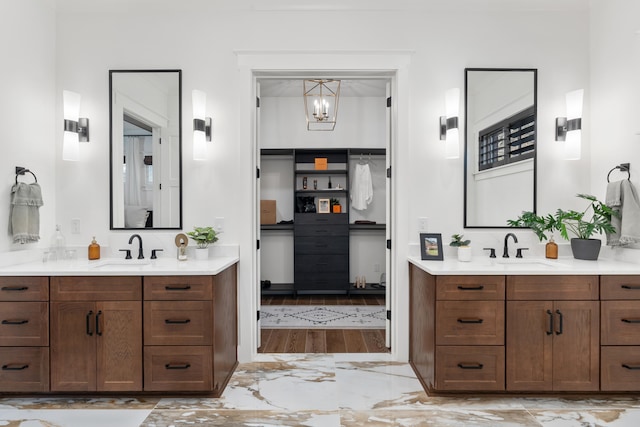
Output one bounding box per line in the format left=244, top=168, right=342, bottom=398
left=236, top=50, right=413, bottom=363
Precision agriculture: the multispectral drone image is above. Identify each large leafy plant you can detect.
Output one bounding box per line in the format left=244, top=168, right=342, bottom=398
left=186, top=226, right=218, bottom=249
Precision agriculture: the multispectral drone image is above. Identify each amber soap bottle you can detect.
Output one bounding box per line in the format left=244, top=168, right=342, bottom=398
left=545, top=237, right=558, bottom=259
left=88, top=236, right=101, bottom=260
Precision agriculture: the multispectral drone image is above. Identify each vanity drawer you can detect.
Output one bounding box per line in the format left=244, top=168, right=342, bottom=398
left=0, top=277, right=48, bottom=301
left=144, top=301, right=212, bottom=346
left=601, top=346, right=640, bottom=391
left=436, top=301, right=504, bottom=345
left=436, top=276, right=505, bottom=300
left=144, top=346, right=212, bottom=391
left=0, top=347, right=49, bottom=392
left=0, top=302, right=48, bottom=346
left=51, top=276, right=142, bottom=301
left=601, top=301, right=640, bottom=345
left=435, top=346, right=505, bottom=391
left=144, top=276, right=212, bottom=301
left=506, top=275, right=599, bottom=300
left=601, top=276, right=640, bottom=300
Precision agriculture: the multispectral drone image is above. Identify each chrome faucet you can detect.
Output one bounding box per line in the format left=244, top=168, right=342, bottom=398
left=128, top=234, right=144, bottom=259
left=503, top=233, right=518, bottom=258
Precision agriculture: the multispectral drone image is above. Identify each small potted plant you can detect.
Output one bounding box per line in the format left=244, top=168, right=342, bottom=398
left=186, top=226, right=218, bottom=260
left=507, top=211, right=559, bottom=259
left=330, top=198, right=342, bottom=214
left=450, top=233, right=471, bottom=262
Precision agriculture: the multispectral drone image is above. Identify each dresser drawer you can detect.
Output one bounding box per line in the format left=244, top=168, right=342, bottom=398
left=601, top=301, right=640, bottom=345
left=601, top=276, right=640, bottom=300
left=144, top=276, right=212, bottom=301
left=294, top=254, right=349, bottom=275
left=506, top=275, right=599, bottom=300
left=435, top=346, right=505, bottom=391
left=294, top=236, right=348, bottom=255
left=0, top=302, right=48, bottom=346
left=436, top=301, right=504, bottom=345
left=0, top=277, right=48, bottom=301
left=601, top=346, right=640, bottom=391
left=144, top=346, right=212, bottom=391
left=51, top=276, right=142, bottom=301
left=0, top=347, right=49, bottom=392
left=144, top=301, right=212, bottom=346
left=295, top=225, right=348, bottom=237
left=436, top=276, right=505, bottom=300
left=294, top=213, right=348, bottom=225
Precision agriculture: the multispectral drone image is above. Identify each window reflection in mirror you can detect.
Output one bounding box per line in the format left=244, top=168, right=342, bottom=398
left=109, top=70, right=182, bottom=230
left=464, top=68, right=537, bottom=228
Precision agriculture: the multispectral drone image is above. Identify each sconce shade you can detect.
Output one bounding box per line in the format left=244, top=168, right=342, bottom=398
left=62, top=90, right=84, bottom=161
left=303, top=79, right=340, bottom=131
left=441, top=88, right=460, bottom=159
left=556, top=89, right=584, bottom=160
left=192, top=89, right=212, bottom=160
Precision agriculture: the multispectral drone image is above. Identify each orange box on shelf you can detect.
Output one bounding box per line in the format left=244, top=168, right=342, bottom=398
left=260, top=200, right=276, bottom=224
left=314, top=158, right=328, bottom=170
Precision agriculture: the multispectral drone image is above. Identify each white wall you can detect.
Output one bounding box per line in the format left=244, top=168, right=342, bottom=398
left=7, top=0, right=637, bottom=361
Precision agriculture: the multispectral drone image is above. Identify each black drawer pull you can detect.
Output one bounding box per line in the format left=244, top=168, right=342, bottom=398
left=1, top=319, right=29, bottom=325
left=1, top=286, right=28, bottom=292
left=2, top=364, right=29, bottom=371
left=621, top=318, right=640, bottom=324
left=457, top=318, right=484, bottom=324
left=165, top=319, right=191, bottom=324
left=315, top=244, right=328, bottom=248
left=621, top=285, right=640, bottom=290
left=457, top=363, right=483, bottom=370
left=622, top=364, right=640, bottom=370
left=165, top=363, right=191, bottom=370
left=165, top=285, right=192, bottom=291
left=315, top=230, right=328, bottom=234
left=457, top=285, right=484, bottom=291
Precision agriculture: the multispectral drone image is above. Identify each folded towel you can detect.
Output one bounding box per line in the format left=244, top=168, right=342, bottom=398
left=605, top=180, right=623, bottom=246
left=619, top=180, right=640, bottom=246
left=9, top=182, right=43, bottom=244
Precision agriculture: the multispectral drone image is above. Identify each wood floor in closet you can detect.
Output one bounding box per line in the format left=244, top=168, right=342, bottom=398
left=259, top=294, right=390, bottom=354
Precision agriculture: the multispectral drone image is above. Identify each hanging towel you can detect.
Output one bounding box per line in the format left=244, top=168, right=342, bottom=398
left=605, top=180, right=623, bottom=246
left=9, top=182, right=43, bottom=244
left=606, top=180, right=640, bottom=246
left=351, top=163, right=373, bottom=211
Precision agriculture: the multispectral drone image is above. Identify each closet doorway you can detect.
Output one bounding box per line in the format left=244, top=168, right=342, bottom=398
left=256, top=76, right=392, bottom=354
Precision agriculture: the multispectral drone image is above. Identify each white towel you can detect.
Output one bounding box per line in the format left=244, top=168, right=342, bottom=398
left=351, top=163, right=373, bottom=211
left=606, top=180, right=640, bottom=246
left=9, top=182, right=43, bottom=244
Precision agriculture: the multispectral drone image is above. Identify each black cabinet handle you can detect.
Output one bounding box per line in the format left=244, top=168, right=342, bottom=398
left=457, top=285, right=484, bottom=291
left=546, top=310, right=554, bottom=335
left=1, top=319, right=29, bottom=325
left=86, top=310, right=94, bottom=336
left=2, top=364, right=29, bottom=371
left=96, top=311, right=103, bottom=336
left=1, top=286, right=28, bottom=292
left=165, top=285, right=191, bottom=291
left=457, top=363, right=483, bottom=370
left=622, top=364, right=640, bottom=370
left=555, top=309, right=563, bottom=335
left=165, top=319, right=191, bottom=324
left=165, top=363, right=190, bottom=370
left=457, top=318, right=484, bottom=324
left=621, top=285, right=640, bottom=290
left=621, top=318, right=640, bottom=324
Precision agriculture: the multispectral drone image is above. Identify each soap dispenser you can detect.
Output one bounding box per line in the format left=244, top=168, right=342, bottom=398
left=88, top=236, right=101, bottom=260
left=545, top=237, right=558, bottom=259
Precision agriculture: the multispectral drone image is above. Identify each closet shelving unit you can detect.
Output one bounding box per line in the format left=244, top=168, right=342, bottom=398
left=260, top=148, right=386, bottom=296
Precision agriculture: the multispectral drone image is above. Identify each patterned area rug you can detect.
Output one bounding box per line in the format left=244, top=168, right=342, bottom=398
left=260, top=305, right=386, bottom=329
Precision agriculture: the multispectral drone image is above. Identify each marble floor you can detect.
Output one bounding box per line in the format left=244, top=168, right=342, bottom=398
left=1, top=354, right=640, bottom=426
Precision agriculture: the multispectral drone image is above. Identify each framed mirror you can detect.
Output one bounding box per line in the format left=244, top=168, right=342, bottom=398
left=109, top=70, right=182, bottom=229
left=464, top=68, right=537, bottom=228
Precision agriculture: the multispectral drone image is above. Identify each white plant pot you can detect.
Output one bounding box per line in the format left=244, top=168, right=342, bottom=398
left=457, top=246, right=472, bottom=262
left=194, top=247, right=209, bottom=260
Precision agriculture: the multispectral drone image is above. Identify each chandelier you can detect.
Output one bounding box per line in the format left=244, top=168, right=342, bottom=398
left=303, top=79, right=340, bottom=131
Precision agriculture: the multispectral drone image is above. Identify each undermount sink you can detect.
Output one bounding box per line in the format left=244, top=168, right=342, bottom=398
left=90, top=259, right=151, bottom=270
left=494, top=258, right=561, bottom=268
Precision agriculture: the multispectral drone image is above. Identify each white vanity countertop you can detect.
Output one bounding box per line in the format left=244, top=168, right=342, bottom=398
left=0, top=256, right=239, bottom=277
left=408, top=255, right=640, bottom=275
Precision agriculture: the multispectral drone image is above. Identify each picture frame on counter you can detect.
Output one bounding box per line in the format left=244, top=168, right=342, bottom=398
left=318, top=198, right=330, bottom=213
left=420, top=233, right=444, bottom=261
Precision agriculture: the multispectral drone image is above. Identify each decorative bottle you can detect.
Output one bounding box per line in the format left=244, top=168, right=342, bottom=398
left=328, top=176, right=332, bottom=189
left=88, top=236, right=101, bottom=260
left=545, top=237, right=558, bottom=259
left=50, top=225, right=66, bottom=261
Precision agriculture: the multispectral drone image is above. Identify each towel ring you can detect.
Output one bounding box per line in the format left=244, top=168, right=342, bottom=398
left=15, top=167, right=38, bottom=185
left=607, top=163, right=631, bottom=183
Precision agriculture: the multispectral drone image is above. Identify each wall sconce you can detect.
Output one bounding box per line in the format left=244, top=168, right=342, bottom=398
left=192, top=89, right=212, bottom=161
left=62, top=90, right=89, bottom=161
left=555, top=89, right=584, bottom=160
left=439, top=88, right=460, bottom=159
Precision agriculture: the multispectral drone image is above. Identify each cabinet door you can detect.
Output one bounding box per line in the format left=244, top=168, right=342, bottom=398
left=50, top=302, right=97, bottom=391
left=96, top=301, right=142, bottom=391
left=506, top=301, right=553, bottom=391
left=552, top=300, right=599, bottom=391
left=213, top=264, right=238, bottom=396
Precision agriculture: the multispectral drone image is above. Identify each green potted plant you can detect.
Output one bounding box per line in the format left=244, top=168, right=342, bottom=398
left=186, top=226, right=218, bottom=260
left=450, top=234, right=471, bottom=262
left=507, top=212, right=559, bottom=259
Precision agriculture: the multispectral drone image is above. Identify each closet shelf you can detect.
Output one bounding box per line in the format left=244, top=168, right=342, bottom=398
left=349, top=224, right=386, bottom=230
left=294, top=169, right=348, bottom=175
left=295, top=189, right=348, bottom=195
left=261, top=224, right=294, bottom=231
